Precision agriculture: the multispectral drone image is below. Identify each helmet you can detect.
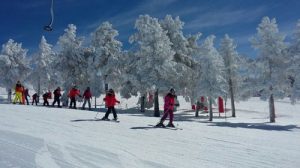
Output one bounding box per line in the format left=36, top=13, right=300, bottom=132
left=170, top=88, right=175, bottom=95
left=108, top=88, right=114, bottom=94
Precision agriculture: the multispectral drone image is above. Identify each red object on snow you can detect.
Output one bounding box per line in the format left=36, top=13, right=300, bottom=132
left=218, top=97, right=224, bottom=113
left=201, top=96, right=208, bottom=112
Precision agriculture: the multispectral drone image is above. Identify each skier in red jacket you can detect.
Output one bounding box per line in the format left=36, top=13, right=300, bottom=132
left=82, top=87, right=92, bottom=110
left=101, top=89, right=120, bottom=120
left=156, top=88, right=176, bottom=127
left=68, top=86, right=81, bottom=109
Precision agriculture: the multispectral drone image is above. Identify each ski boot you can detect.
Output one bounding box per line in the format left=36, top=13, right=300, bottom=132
left=155, top=122, right=165, bottom=128
left=101, top=117, right=109, bottom=121
left=166, top=122, right=175, bottom=127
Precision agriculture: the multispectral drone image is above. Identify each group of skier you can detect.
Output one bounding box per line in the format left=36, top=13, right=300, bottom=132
left=12, top=81, right=178, bottom=127
left=12, top=81, right=92, bottom=110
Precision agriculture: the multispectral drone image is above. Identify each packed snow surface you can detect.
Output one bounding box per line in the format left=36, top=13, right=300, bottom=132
left=0, top=97, right=300, bottom=168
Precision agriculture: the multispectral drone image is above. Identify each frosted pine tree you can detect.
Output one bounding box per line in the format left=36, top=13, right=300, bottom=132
left=160, top=15, right=200, bottom=100
left=129, top=15, right=176, bottom=116
left=287, top=20, right=300, bottom=104
left=251, top=17, right=288, bottom=122
left=119, top=51, right=139, bottom=99
left=219, top=34, right=241, bottom=117
left=0, top=39, right=31, bottom=102
left=186, top=33, right=202, bottom=107
left=56, top=24, right=88, bottom=91
left=28, top=36, right=57, bottom=97
left=238, top=56, right=261, bottom=100
left=89, top=21, right=123, bottom=97
left=195, top=35, right=226, bottom=121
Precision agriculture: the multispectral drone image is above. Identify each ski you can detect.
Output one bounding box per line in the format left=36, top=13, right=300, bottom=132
left=148, top=124, right=182, bottom=130
left=94, top=118, right=120, bottom=123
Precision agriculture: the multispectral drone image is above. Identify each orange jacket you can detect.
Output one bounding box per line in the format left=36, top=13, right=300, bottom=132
left=15, top=84, right=23, bottom=93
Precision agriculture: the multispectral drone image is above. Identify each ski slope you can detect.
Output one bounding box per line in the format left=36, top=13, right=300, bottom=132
left=0, top=97, right=300, bottom=168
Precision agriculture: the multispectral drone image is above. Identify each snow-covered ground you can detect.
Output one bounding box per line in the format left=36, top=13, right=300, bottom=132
left=0, top=96, right=300, bottom=168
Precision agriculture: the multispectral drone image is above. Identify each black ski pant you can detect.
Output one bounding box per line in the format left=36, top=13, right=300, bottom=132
left=82, top=98, right=91, bottom=109
left=69, top=97, right=76, bottom=108
left=25, top=96, right=29, bottom=105
left=43, top=98, right=49, bottom=106
left=32, top=98, right=38, bottom=105
left=52, top=96, right=61, bottom=107
left=104, top=107, right=117, bottom=119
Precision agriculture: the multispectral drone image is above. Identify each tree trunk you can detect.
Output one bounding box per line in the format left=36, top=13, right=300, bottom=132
left=209, top=97, right=213, bottom=121
left=94, top=96, right=97, bottom=109
left=140, top=94, right=145, bottom=113
left=195, top=101, right=200, bottom=117
left=190, top=91, right=196, bottom=108
left=154, top=89, right=160, bottom=117
left=229, top=78, right=236, bottom=117
left=38, top=77, right=41, bottom=103
left=7, top=89, right=12, bottom=103
left=269, top=94, right=275, bottom=123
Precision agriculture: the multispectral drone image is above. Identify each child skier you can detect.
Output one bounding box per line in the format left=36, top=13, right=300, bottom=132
left=68, top=86, right=81, bottom=109
left=156, top=88, right=177, bottom=127
left=52, top=87, right=62, bottom=107
left=32, top=93, right=39, bottom=105
left=101, top=89, right=120, bottom=120
left=42, top=92, right=51, bottom=106
left=82, top=87, right=92, bottom=110
left=24, top=88, right=30, bottom=105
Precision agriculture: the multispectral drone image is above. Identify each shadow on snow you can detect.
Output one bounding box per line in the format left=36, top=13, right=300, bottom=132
left=207, top=122, right=300, bottom=131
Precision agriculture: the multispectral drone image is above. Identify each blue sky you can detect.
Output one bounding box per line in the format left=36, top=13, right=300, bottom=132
left=1, top=0, right=300, bottom=56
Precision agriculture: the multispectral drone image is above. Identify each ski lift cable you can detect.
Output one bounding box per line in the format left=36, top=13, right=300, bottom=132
left=44, top=0, right=54, bottom=31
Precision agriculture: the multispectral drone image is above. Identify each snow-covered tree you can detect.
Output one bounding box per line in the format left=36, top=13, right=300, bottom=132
left=89, top=21, right=123, bottom=97
left=119, top=51, right=139, bottom=99
left=28, top=36, right=57, bottom=97
left=287, top=19, right=300, bottom=104
left=185, top=33, right=202, bottom=106
left=250, top=16, right=288, bottom=122
left=56, top=24, right=89, bottom=92
left=195, top=35, right=226, bottom=121
left=159, top=15, right=200, bottom=99
left=238, top=56, right=261, bottom=100
left=129, top=15, right=176, bottom=116
left=219, top=34, right=241, bottom=117
left=0, top=39, right=31, bottom=102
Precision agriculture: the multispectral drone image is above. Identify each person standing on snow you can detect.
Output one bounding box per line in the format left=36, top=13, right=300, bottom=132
left=101, top=89, right=120, bottom=120
left=82, top=87, right=92, bottom=110
left=13, top=81, right=23, bottom=104
left=68, top=86, right=81, bottom=109
left=42, top=91, right=51, bottom=106
left=156, top=88, right=177, bottom=127
left=52, top=87, right=62, bottom=107
left=32, top=93, right=39, bottom=105
left=24, top=88, right=30, bottom=105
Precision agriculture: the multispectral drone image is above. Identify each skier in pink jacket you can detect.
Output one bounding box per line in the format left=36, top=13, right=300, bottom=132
left=156, top=88, right=176, bottom=127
